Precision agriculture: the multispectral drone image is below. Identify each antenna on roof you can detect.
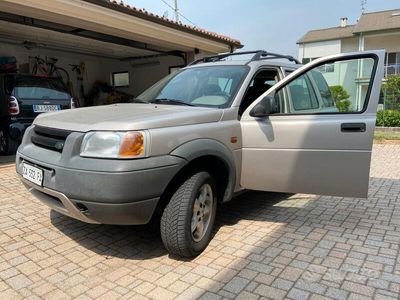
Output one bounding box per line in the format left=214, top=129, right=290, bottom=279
left=361, top=0, right=367, bottom=15
left=174, top=0, right=179, bottom=22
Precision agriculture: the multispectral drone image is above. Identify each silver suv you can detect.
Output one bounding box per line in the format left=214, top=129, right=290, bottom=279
left=17, top=50, right=384, bottom=257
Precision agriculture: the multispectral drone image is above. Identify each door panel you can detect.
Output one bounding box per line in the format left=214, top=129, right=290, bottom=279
left=241, top=149, right=371, bottom=197
left=240, top=51, right=384, bottom=198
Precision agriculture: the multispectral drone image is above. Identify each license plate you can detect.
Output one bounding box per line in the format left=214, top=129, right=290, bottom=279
left=22, top=163, right=43, bottom=186
left=33, top=105, right=61, bottom=113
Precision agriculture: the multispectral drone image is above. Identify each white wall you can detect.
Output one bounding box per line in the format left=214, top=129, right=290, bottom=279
left=298, top=40, right=341, bottom=61
left=341, top=37, right=359, bottom=53
left=0, top=42, right=188, bottom=105
left=364, top=32, right=400, bottom=53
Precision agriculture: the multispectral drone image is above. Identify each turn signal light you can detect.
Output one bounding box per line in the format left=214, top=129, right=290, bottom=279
left=119, top=131, right=144, bottom=157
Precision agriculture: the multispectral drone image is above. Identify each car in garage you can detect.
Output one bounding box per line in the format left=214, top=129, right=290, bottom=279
left=16, top=50, right=384, bottom=258
left=0, top=74, right=73, bottom=154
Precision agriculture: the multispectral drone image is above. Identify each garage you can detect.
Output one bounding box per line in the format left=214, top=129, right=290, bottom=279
left=0, top=0, right=242, bottom=154
left=0, top=0, right=242, bottom=106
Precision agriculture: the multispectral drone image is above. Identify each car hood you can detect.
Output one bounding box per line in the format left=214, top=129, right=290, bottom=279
left=33, top=103, right=223, bottom=132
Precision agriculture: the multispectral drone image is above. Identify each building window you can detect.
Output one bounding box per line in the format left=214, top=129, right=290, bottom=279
left=112, top=71, right=129, bottom=87
left=385, top=52, right=400, bottom=76
left=387, top=52, right=400, bottom=64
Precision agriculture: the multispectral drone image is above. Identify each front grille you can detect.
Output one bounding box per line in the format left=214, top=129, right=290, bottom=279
left=31, top=126, right=72, bottom=152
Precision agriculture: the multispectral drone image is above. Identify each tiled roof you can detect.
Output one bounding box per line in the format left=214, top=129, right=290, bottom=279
left=353, top=9, right=400, bottom=33
left=298, top=8, right=400, bottom=44
left=82, top=0, right=243, bottom=48
left=298, top=25, right=356, bottom=43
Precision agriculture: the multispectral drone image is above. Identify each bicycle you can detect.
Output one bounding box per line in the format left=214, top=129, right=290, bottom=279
left=29, top=56, right=70, bottom=86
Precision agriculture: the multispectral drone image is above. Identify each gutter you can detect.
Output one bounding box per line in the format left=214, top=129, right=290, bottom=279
left=82, top=0, right=244, bottom=50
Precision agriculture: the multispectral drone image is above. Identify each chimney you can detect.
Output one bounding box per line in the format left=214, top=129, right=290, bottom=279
left=340, top=17, right=348, bottom=27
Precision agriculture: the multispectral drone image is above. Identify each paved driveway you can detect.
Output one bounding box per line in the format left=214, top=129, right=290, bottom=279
left=1, top=145, right=400, bottom=300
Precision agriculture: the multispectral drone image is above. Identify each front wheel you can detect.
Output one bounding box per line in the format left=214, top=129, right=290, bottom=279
left=160, top=171, right=217, bottom=258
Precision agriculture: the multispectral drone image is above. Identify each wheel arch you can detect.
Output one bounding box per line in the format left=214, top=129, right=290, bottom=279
left=160, top=139, right=236, bottom=207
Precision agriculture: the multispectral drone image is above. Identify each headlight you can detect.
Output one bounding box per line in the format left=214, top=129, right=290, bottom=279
left=80, top=131, right=146, bottom=159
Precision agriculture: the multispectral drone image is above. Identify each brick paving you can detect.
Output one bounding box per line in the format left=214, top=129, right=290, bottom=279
left=0, top=144, right=400, bottom=299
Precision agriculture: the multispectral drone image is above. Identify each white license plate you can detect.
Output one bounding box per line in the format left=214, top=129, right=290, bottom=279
left=22, top=163, right=43, bottom=186
left=33, top=105, right=61, bottom=113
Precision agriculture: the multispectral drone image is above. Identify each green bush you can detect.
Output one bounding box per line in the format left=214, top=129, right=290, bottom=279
left=329, top=85, right=352, bottom=112
left=376, top=110, right=400, bottom=127
left=336, top=100, right=351, bottom=112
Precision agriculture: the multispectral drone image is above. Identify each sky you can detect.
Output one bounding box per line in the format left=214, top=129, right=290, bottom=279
left=124, top=0, right=399, bottom=57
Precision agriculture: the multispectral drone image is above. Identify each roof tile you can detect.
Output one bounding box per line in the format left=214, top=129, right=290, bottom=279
left=354, top=9, right=400, bottom=33
left=298, top=8, right=400, bottom=44
left=298, top=25, right=356, bottom=44
left=85, top=0, right=242, bottom=47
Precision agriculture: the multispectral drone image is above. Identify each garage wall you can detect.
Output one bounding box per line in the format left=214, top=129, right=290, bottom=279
left=102, top=55, right=185, bottom=97
left=0, top=42, right=106, bottom=97
left=0, top=42, right=187, bottom=105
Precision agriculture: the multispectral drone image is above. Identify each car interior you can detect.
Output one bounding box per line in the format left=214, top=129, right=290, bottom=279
left=239, top=69, right=279, bottom=116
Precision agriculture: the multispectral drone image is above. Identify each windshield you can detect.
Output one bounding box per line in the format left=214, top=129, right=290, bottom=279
left=5, top=75, right=71, bottom=100
left=136, top=65, right=249, bottom=108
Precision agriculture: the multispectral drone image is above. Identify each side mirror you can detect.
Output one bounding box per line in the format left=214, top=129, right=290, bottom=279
left=250, top=95, right=280, bottom=118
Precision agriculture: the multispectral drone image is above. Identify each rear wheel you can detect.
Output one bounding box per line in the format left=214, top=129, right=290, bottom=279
left=0, top=129, right=18, bottom=155
left=160, top=171, right=217, bottom=258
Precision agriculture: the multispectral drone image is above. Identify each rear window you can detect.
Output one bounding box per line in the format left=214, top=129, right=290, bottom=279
left=4, top=76, right=70, bottom=100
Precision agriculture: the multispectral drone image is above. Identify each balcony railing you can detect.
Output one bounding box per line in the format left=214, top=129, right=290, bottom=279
left=385, top=64, right=400, bottom=77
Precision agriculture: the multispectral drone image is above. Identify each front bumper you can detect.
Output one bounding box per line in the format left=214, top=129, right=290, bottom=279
left=19, top=176, right=160, bottom=225
left=16, top=128, right=186, bottom=224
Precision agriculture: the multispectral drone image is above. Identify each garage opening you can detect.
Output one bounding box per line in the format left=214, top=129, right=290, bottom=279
left=0, top=0, right=242, bottom=155
left=0, top=11, right=191, bottom=108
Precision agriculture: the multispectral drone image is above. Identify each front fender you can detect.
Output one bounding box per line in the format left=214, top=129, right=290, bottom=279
left=170, top=139, right=236, bottom=202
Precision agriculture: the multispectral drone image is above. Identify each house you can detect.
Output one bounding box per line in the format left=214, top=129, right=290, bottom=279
left=0, top=0, right=242, bottom=106
left=298, top=9, right=400, bottom=77
left=298, top=9, right=400, bottom=109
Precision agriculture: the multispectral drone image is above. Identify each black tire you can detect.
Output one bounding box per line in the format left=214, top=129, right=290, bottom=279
left=54, top=67, right=70, bottom=86
left=0, top=129, right=19, bottom=155
left=160, top=171, right=217, bottom=258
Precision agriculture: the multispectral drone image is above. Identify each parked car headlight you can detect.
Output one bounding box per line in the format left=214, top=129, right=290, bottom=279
left=80, top=131, right=146, bottom=159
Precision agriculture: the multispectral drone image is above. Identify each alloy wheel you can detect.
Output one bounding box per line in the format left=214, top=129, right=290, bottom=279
left=191, top=183, right=213, bottom=242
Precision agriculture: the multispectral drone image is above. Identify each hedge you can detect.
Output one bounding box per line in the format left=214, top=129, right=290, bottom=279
left=376, top=110, right=400, bottom=127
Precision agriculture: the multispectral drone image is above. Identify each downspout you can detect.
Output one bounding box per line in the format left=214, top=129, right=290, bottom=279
left=356, top=33, right=365, bottom=110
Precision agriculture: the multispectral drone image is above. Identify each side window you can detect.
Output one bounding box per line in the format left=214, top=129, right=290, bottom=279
left=277, top=57, right=375, bottom=114
left=288, top=75, right=319, bottom=111
left=239, top=69, right=279, bottom=116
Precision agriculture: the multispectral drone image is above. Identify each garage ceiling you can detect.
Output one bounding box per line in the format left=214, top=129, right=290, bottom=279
left=0, top=19, right=158, bottom=60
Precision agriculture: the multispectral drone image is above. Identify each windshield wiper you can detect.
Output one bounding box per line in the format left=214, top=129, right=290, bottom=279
left=150, top=98, right=195, bottom=106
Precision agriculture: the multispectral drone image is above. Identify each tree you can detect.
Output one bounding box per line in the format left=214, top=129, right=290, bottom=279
left=383, top=75, right=400, bottom=110
left=329, top=85, right=351, bottom=112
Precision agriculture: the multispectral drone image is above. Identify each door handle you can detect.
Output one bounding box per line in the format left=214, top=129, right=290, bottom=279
left=341, top=123, right=366, bottom=132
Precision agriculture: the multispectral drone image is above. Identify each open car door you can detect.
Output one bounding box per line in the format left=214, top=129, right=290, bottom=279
left=240, top=50, right=384, bottom=198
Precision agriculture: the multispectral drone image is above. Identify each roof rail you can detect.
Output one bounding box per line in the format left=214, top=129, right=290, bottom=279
left=188, top=50, right=301, bottom=66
